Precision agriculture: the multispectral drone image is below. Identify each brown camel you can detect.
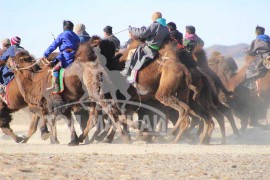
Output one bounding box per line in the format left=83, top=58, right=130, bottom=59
left=0, top=79, right=50, bottom=143
left=186, top=48, right=239, bottom=143
left=8, top=50, right=92, bottom=145
left=0, top=53, right=60, bottom=143
left=227, top=55, right=270, bottom=130
left=208, top=51, right=238, bottom=103
left=78, top=37, right=215, bottom=144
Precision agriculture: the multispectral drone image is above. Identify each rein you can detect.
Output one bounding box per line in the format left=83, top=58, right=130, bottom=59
left=12, top=58, right=50, bottom=71
left=110, top=28, right=129, bottom=37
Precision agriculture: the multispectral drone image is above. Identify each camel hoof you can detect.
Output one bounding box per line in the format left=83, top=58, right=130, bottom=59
left=221, top=141, right=226, bottom=145
left=171, top=139, right=179, bottom=144
left=95, top=131, right=107, bottom=142
left=122, top=135, right=132, bottom=144
left=15, top=136, right=24, bottom=143
left=50, top=138, right=60, bottom=144
left=68, top=141, right=79, bottom=146
left=68, top=135, right=79, bottom=146
left=78, top=134, right=85, bottom=143
left=41, top=132, right=50, bottom=141
left=165, top=134, right=175, bottom=142
left=103, top=138, right=113, bottom=144
left=21, top=135, right=29, bottom=143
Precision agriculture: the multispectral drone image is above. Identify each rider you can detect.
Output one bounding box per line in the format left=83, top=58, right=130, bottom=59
left=44, top=20, right=80, bottom=94
left=245, top=26, right=270, bottom=89
left=118, top=32, right=134, bottom=54
left=74, top=23, right=91, bottom=43
left=103, top=25, right=121, bottom=51
left=183, top=25, right=204, bottom=54
left=0, top=36, right=24, bottom=88
left=121, top=12, right=170, bottom=83
left=167, top=22, right=183, bottom=49
left=0, top=39, right=11, bottom=56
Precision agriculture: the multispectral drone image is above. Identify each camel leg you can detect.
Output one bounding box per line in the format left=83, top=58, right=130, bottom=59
left=100, top=102, right=131, bottom=144
left=22, top=113, right=40, bottom=143
left=78, top=106, right=97, bottom=143
left=170, top=111, right=185, bottom=135
left=95, top=117, right=107, bottom=142
left=218, top=103, right=239, bottom=135
left=185, top=116, right=200, bottom=142
left=71, top=110, right=90, bottom=143
left=200, top=119, right=210, bottom=145
left=211, top=109, right=226, bottom=144
left=39, top=115, right=50, bottom=141
left=206, top=120, right=215, bottom=144
left=200, top=118, right=215, bottom=145
left=155, top=95, right=192, bottom=142
left=173, top=116, right=190, bottom=143
left=240, top=115, right=249, bottom=132
left=103, top=125, right=116, bottom=143
left=1, top=127, right=24, bottom=143
left=197, top=120, right=204, bottom=138
left=63, top=112, right=79, bottom=146
left=0, top=102, right=23, bottom=143
left=187, top=116, right=200, bottom=133
left=186, top=100, right=214, bottom=145
left=49, top=117, right=59, bottom=144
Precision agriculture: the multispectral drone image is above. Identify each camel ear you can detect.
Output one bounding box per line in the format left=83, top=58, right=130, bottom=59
left=19, top=57, right=25, bottom=61
left=90, top=53, right=97, bottom=61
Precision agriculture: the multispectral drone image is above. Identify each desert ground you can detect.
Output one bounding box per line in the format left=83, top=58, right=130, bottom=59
left=0, top=108, right=270, bottom=179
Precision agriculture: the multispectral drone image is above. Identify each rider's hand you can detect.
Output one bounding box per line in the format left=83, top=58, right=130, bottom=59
left=47, top=62, right=55, bottom=68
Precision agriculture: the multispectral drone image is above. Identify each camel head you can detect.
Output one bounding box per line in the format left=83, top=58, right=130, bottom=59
left=75, top=41, right=97, bottom=63
left=8, top=50, right=35, bottom=71
left=192, top=46, right=208, bottom=67
left=89, top=35, right=102, bottom=47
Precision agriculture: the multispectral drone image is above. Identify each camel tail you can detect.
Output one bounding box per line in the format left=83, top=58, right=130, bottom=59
left=201, top=75, right=217, bottom=109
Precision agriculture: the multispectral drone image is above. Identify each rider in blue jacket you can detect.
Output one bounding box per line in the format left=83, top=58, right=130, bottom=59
left=44, top=20, right=80, bottom=93
left=0, top=37, right=24, bottom=93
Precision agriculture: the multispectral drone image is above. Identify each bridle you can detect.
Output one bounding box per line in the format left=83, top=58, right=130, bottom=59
left=11, top=57, right=50, bottom=71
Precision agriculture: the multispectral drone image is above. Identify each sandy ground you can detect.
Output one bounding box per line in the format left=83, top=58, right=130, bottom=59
left=0, top=108, right=270, bottom=179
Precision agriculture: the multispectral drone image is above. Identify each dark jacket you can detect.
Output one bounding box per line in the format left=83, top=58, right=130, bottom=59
left=129, top=18, right=170, bottom=50
left=106, top=35, right=121, bottom=50
left=170, top=30, right=183, bottom=46
left=77, top=31, right=90, bottom=43
left=246, top=34, right=270, bottom=56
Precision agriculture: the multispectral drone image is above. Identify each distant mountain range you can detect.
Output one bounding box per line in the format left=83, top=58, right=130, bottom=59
left=205, top=43, right=249, bottom=67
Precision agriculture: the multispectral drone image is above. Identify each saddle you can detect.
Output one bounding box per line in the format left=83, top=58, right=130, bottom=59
left=0, top=80, right=12, bottom=105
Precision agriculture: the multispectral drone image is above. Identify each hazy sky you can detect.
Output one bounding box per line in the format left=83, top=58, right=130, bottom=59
left=1, top=0, right=269, bottom=57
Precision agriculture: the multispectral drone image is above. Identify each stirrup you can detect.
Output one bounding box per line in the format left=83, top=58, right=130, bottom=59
left=127, top=70, right=137, bottom=84
left=52, top=85, right=60, bottom=94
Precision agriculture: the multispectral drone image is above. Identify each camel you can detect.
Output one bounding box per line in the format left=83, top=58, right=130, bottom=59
left=180, top=48, right=239, bottom=144
left=78, top=37, right=216, bottom=144
left=227, top=55, right=270, bottom=131
left=0, top=53, right=60, bottom=143
left=0, top=79, right=50, bottom=143
left=208, top=52, right=270, bottom=131
left=8, top=50, right=92, bottom=145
